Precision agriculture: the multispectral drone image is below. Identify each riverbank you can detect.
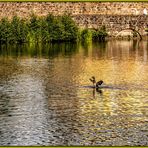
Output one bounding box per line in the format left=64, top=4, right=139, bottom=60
left=0, top=14, right=147, bottom=44
left=0, top=14, right=108, bottom=44
left=106, top=35, right=148, bottom=41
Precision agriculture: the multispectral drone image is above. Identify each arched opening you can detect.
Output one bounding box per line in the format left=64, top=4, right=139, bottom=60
left=116, top=28, right=142, bottom=40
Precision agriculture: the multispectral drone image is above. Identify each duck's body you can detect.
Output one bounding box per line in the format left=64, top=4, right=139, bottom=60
left=89, top=76, right=103, bottom=87
left=96, top=80, right=103, bottom=87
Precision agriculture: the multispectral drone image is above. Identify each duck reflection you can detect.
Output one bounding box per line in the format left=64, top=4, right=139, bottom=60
left=96, top=88, right=103, bottom=95
left=92, top=88, right=103, bottom=98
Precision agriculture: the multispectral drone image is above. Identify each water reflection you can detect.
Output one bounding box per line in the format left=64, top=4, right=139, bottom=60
left=0, top=41, right=148, bottom=146
left=0, top=42, right=79, bottom=59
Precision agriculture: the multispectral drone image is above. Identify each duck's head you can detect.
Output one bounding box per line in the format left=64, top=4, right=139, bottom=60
left=99, top=80, right=104, bottom=84
left=92, top=76, right=95, bottom=80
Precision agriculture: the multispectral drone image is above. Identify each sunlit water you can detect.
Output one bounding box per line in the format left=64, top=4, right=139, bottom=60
left=0, top=41, right=147, bottom=146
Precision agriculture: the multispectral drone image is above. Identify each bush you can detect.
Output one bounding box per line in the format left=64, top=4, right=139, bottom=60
left=50, top=17, right=65, bottom=41
left=0, top=14, right=101, bottom=43
left=40, top=18, right=50, bottom=42
left=10, top=16, right=28, bottom=43
left=0, top=18, right=11, bottom=43
left=27, top=13, right=79, bottom=42
left=61, top=14, right=79, bottom=41
left=28, top=14, right=42, bottom=43
left=92, top=25, right=108, bottom=41
left=46, top=13, right=54, bottom=33
left=81, top=28, right=92, bottom=42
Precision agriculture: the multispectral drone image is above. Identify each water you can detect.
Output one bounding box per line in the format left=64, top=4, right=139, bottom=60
left=0, top=41, right=147, bottom=146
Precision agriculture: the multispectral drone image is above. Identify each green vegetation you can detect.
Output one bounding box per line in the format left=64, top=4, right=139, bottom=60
left=81, top=25, right=108, bottom=42
left=92, top=25, right=108, bottom=41
left=0, top=14, right=108, bottom=44
left=81, top=29, right=92, bottom=42
left=0, top=18, right=11, bottom=43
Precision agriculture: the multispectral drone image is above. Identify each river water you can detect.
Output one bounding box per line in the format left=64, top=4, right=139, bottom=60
left=0, top=40, right=147, bottom=146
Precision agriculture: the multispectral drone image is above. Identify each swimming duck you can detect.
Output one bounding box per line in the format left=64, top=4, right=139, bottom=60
left=89, top=76, right=103, bottom=87
left=96, top=80, right=103, bottom=87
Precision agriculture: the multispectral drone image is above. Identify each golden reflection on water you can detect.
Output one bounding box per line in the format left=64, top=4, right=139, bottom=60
left=78, top=41, right=148, bottom=85
left=76, top=41, right=148, bottom=128
left=0, top=40, right=147, bottom=145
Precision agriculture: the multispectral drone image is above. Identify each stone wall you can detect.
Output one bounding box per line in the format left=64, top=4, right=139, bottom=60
left=0, top=2, right=148, bottom=18
left=73, top=15, right=148, bottom=36
left=0, top=2, right=148, bottom=36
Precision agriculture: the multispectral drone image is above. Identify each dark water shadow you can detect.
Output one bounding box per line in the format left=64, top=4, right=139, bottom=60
left=0, top=42, right=80, bottom=59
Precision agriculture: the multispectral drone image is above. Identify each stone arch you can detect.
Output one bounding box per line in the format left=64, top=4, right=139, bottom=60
left=116, top=28, right=142, bottom=40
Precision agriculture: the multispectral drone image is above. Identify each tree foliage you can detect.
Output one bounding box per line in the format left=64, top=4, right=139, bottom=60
left=0, top=14, right=107, bottom=44
left=92, top=25, right=108, bottom=41
left=0, top=14, right=79, bottom=43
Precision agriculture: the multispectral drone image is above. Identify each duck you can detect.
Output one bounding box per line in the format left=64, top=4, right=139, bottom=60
left=96, top=80, right=103, bottom=87
left=89, top=76, right=103, bottom=87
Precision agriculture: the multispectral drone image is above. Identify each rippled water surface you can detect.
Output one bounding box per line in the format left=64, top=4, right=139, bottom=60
left=0, top=41, right=148, bottom=146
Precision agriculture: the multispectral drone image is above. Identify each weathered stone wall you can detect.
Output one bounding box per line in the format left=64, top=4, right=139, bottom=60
left=73, top=15, right=148, bottom=36
left=0, top=2, right=148, bottom=36
left=0, top=2, right=148, bottom=18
